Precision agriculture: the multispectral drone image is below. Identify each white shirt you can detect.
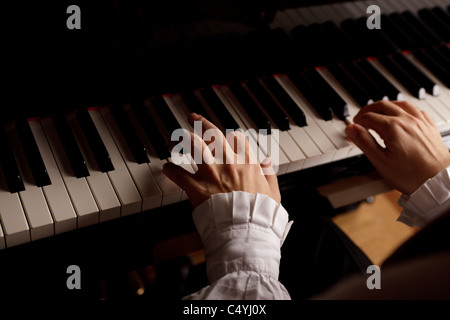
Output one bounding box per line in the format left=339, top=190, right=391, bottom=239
left=183, top=166, right=450, bottom=300
left=183, top=191, right=293, bottom=300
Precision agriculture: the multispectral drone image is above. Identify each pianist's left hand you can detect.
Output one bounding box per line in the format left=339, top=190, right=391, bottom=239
left=162, top=113, right=281, bottom=208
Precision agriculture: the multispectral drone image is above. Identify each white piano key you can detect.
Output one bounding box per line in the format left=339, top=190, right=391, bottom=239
left=274, top=74, right=339, bottom=162
left=273, top=10, right=298, bottom=32
left=404, top=53, right=450, bottom=113
left=0, top=223, right=5, bottom=249
left=259, top=76, right=324, bottom=168
left=435, top=0, right=450, bottom=9
left=99, top=106, right=163, bottom=211
left=162, top=94, right=199, bottom=175
left=0, top=166, right=30, bottom=247
left=315, top=68, right=368, bottom=156
left=353, top=0, right=373, bottom=15
left=369, top=59, right=450, bottom=132
left=280, top=72, right=352, bottom=161
left=307, top=5, right=330, bottom=24
left=40, top=117, right=99, bottom=228
left=66, top=112, right=121, bottom=222
left=214, top=85, right=291, bottom=175
left=376, top=0, right=399, bottom=14
left=316, top=4, right=345, bottom=25
left=6, top=124, right=54, bottom=240
left=88, top=108, right=142, bottom=216
left=210, top=86, right=277, bottom=166
left=274, top=130, right=306, bottom=173
left=124, top=101, right=183, bottom=206
left=287, top=125, right=326, bottom=168
left=154, top=95, right=198, bottom=201
left=240, top=81, right=306, bottom=172
left=191, top=89, right=228, bottom=133
left=295, top=7, right=319, bottom=26
left=28, top=119, right=77, bottom=234
left=330, top=2, right=355, bottom=21
left=396, top=0, right=419, bottom=13
left=142, top=98, right=196, bottom=201
left=342, top=1, right=364, bottom=18
left=411, top=0, right=434, bottom=9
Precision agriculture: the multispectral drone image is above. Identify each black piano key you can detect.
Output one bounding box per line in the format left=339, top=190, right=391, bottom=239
left=289, top=71, right=333, bottom=121
left=303, top=68, right=349, bottom=120
left=76, top=109, right=114, bottom=173
left=180, top=91, right=210, bottom=121
left=378, top=55, right=425, bottom=99
left=151, top=95, right=182, bottom=136
left=381, top=14, right=417, bottom=51
left=244, top=79, right=290, bottom=131
left=320, top=21, right=362, bottom=63
left=52, top=114, right=90, bottom=178
left=341, top=19, right=376, bottom=57
left=432, top=7, right=450, bottom=31
left=425, top=46, right=450, bottom=71
left=389, top=13, right=428, bottom=49
left=16, top=119, right=51, bottom=187
left=199, top=87, right=240, bottom=131
left=355, top=17, right=397, bottom=56
left=304, top=23, right=336, bottom=66
left=391, top=53, right=438, bottom=96
left=265, top=28, right=306, bottom=72
left=357, top=59, right=402, bottom=101
left=419, top=8, right=450, bottom=43
left=327, top=64, right=372, bottom=108
left=0, top=127, right=25, bottom=193
left=438, top=45, right=450, bottom=61
left=261, top=76, right=307, bottom=127
left=340, top=62, right=386, bottom=102
left=130, top=100, right=171, bottom=160
left=228, top=83, right=271, bottom=134
left=414, top=49, right=450, bottom=88
left=400, top=11, right=442, bottom=47
left=290, top=25, right=316, bottom=68
left=110, top=103, right=149, bottom=164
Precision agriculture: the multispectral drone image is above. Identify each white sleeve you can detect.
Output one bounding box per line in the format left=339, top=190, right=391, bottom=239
left=397, top=166, right=450, bottom=227
left=182, top=191, right=294, bottom=300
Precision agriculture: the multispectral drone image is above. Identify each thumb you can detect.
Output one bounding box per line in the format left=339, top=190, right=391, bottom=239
left=346, top=123, right=386, bottom=161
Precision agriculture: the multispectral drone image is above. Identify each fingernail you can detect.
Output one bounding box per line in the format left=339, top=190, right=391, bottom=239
left=189, top=113, right=202, bottom=121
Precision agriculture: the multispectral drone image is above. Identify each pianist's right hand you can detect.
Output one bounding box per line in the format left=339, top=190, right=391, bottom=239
left=345, top=100, right=450, bottom=196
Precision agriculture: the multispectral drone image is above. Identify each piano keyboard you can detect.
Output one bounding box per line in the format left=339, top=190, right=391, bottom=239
left=1, top=0, right=450, bottom=249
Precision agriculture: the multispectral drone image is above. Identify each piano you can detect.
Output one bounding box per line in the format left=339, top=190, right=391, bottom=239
left=1, top=0, right=450, bottom=300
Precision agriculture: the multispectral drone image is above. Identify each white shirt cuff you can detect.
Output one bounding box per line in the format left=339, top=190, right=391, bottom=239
left=192, top=191, right=293, bottom=284
left=398, top=166, right=450, bottom=227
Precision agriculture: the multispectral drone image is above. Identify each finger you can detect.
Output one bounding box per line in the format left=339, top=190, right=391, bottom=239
left=260, top=157, right=281, bottom=202
left=353, top=111, right=396, bottom=137
left=353, top=100, right=404, bottom=123
left=390, top=100, right=423, bottom=118
left=189, top=113, right=235, bottom=163
left=421, top=110, right=436, bottom=127
left=226, top=130, right=258, bottom=164
left=162, top=162, right=196, bottom=191
left=346, top=123, right=387, bottom=161
left=187, top=130, right=215, bottom=167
